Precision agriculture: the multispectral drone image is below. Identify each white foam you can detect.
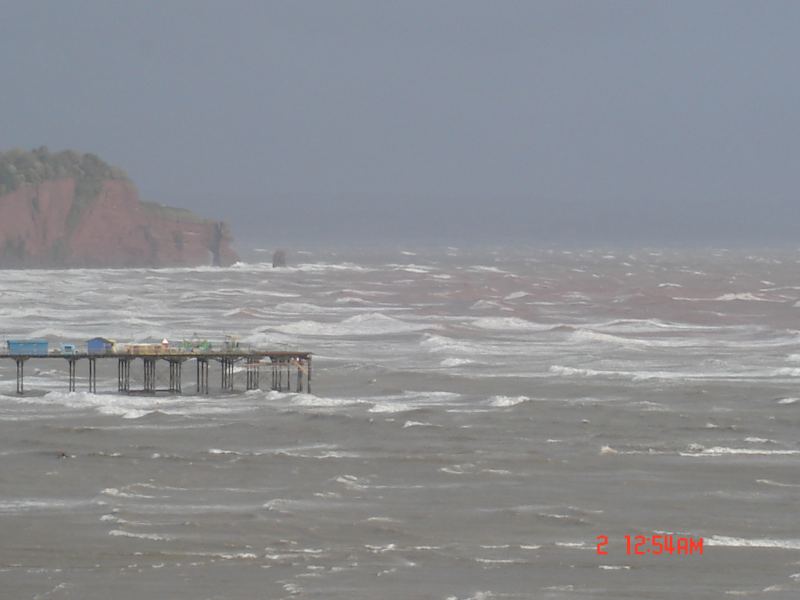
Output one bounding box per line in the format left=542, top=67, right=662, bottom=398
left=445, top=592, right=495, bottom=600
left=284, top=262, right=371, bottom=273
left=681, top=447, right=800, bottom=457
left=335, top=475, right=370, bottom=490
left=550, top=365, right=615, bottom=378
left=770, top=368, right=800, bottom=377
left=570, top=328, right=654, bottom=348
left=403, top=420, right=436, bottom=428
left=488, top=395, right=530, bottom=407
left=275, top=313, right=432, bottom=336
left=467, top=265, right=509, bottom=273
left=335, top=296, right=371, bottom=305
left=101, top=487, right=156, bottom=499
left=471, top=317, right=550, bottom=332
left=422, top=334, right=494, bottom=356
left=274, top=302, right=340, bottom=314
left=290, top=395, right=364, bottom=408
left=756, top=479, right=800, bottom=488
left=504, top=291, right=530, bottom=300
left=706, top=536, right=800, bottom=550
left=470, top=300, right=506, bottom=311
left=440, top=358, right=474, bottom=367
left=108, top=530, right=172, bottom=541
left=0, top=499, right=91, bottom=513
left=554, top=542, right=589, bottom=548
left=391, top=264, right=433, bottom=274
left=369, top=402, right=414, bottom=414
left=714, top=293, right=779, bottom=302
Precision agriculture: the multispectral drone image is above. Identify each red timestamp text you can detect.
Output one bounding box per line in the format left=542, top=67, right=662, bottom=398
left=596, top=534, right=703, bottom=556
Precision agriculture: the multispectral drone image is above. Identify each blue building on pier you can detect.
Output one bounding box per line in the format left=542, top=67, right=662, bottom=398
left=87, top=337, right=115, bottom=354
left=7, top=340, right=49, bottom=356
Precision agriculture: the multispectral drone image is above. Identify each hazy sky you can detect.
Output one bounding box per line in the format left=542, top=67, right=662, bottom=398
left=2, top=1, right=799, bottom=246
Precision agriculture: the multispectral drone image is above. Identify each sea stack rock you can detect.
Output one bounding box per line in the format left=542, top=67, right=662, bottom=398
left=272, top=249, right=287, bottom=268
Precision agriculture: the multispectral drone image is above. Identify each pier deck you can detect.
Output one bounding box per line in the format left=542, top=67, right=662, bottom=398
left=1, top=350, right=311, bottom=395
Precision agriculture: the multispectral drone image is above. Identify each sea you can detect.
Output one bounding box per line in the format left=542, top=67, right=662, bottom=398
left=1, top=246, right=799, bottom=599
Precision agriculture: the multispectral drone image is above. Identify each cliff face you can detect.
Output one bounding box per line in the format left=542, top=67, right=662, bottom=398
left=0, top=178, right=238, bottom=268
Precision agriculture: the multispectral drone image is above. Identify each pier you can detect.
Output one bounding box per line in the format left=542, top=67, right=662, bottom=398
left=2, top=350, right=311, bottom=395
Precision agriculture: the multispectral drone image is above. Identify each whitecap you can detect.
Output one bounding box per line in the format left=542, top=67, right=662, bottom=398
left=488, top=395, right=530, bottom=407
left=504, top=291, right=530, bottom=300
left=275, top=313, right=433, bottom=337
left=290, top=395, right=364, bottom=409
left=108, top=530, right=172, bottom=541
left=440, top=358, right=474, bottom=367
left=471, top=317, right=550, bottom=332
left=706, top=536, right=800, bottom=550
left=681, top=447, right=800, bottom=457
left=756, top=479, right=800, bottom=488
left=369, top=402, right=414, bottom=414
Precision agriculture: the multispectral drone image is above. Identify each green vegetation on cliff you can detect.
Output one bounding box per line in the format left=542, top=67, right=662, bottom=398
left=0, top=147, right=127, bottom=196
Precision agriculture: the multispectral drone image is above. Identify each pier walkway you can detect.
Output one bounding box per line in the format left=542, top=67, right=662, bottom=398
left=1, top=350, right=311, bottom=395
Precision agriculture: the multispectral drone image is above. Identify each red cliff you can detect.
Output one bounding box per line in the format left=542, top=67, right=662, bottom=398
left=0, top=178, right=238, bottom=268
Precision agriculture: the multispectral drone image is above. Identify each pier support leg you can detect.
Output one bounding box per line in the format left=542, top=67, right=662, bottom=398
left=220, top=358, right=235, bottom=391
left=117, top=359, right=131, bottom=393
left=296, top=360, right=302, bottom=393
left=143, top=358, right=156, bottom=393
left=307, top=356, right=312, bottom=394
left=88, top=358, right=97, bottom=393
left=196, top=359, right=209, bottom=394
left=246, top=358, right=260, bottom=391
left=15, top=358, right=25, bottom=395
left=68, top=359, right=77, bottom=392
left=123, top=359, right=130, bottom=392
left=167, top=360, right=182, bottom=394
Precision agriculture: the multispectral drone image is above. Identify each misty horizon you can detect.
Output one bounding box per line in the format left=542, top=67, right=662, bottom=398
left=3, top=1, right=799, bottom=246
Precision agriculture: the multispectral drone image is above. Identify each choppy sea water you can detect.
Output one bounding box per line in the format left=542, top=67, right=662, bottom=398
left=1, top=247, right=799, bottom=599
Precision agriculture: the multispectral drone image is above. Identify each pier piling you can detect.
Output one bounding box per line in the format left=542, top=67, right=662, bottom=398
left=68, top=359, right=77, bottom=392
left=88, top=358, right=97, bottom=393
left=296, top=361, right=302, bottom=393
left=220, top=358, right=235, bottom=391
left=168, top=359, right=183, bottom=393
left=246, top=358, right=260, bottom=390
left=117, top=358, right=130, bottom=392
left=15, top=358, right=25, bottom=394
left=3, top=349, right=310, bottom=396
left=143, top=358, right=157, bottom=393
left=196, top=358, right=209, bottom=394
